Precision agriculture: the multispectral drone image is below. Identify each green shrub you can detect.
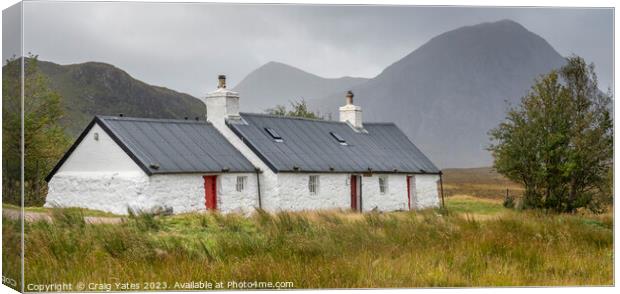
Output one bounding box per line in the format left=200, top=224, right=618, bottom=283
left=503, top=194, right=515, bottom=209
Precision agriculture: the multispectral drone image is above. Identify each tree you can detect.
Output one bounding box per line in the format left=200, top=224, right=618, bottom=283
left=265, top=99, right=323, bottom=120
left=488, top=56, right=612, bottom=213
left=2, top=55, right=70, bottom=206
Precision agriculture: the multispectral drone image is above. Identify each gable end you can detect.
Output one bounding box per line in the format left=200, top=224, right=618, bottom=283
left=45, top=117, right=153, bottom=182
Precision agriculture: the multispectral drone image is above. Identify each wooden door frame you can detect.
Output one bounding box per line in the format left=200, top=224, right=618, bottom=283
left=350, top=175, right=362, bottom=212
left=203, top=175, right=218, bottom=210
left=407, top=175, right=416, bottom=210
left=407, top=176, right=411, bottom=210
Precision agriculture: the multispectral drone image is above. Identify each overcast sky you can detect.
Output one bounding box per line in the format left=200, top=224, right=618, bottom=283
left=4, top=2, right=614, bottom=96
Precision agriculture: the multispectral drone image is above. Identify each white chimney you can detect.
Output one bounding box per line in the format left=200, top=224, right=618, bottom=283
left=339, top=90, right=362, bottom=129
left=204, top=75, right=240, bottom=125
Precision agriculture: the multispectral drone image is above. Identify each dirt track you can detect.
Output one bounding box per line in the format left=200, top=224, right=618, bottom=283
left=2, top=208, right=123, bottom=224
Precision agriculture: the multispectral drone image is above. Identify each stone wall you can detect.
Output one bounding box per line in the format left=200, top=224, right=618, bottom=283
left=45, top=172, right=149, bottom=215
left=413, top=174, right=441, bottom=209
left=361, top=174, right=409, bottom=212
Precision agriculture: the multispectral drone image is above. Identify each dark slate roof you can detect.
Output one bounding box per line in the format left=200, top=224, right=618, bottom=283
left=227, top=113, right=440, bottom=174
left=46, top=116, right=256, bottom=180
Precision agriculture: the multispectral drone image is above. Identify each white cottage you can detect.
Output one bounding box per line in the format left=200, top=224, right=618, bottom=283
left=45, top=75, right=443, bottom=214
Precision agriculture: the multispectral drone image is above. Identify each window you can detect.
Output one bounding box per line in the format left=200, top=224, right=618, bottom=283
left=308, top=175, right=319, bottom=195
left=236, top=176, right=247, bottom=192
left=93, top=132, right=99, bottom=141
left=330, top=132, right=347, bottom=145
left=379, top=176, right=388, bottom=194
left=265, top=128, right=283, bottom=142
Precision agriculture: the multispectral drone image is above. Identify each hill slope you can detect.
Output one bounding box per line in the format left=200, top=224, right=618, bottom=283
left=309, top=19, right=567, bottom=167
left=36, top=60, right=205, bottom=136
left=233, top=61, right=367, bottom=113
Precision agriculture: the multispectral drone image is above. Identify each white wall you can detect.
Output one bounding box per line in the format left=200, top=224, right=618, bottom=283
left=263, top=173, right=440, bottom=212
left=412, top=174, right=441, bottom=209
left=56, top=123, right=145, bottom=174
left=361, top=174, right=410, bottom=212
left=264, top=173, right=440, bottom=212
left=141, top=173, right=258, bottom=214
left=47, top=173, right=259, bottom=215
left=271, top=173, right=350, bottom=211
left=45, top=123, right=150, bottom=214
left=46, top=172, right=149, bottom=215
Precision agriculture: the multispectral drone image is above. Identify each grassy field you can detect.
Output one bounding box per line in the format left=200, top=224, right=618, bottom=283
left=442, top=167, right=524, bottom=199
left=2, top=168, right=613, bottom=290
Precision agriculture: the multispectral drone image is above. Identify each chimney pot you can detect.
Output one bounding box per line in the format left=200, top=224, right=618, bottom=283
left=346, top=90, right=354, bottom=105
left=218, top=75, right=226, bottom=89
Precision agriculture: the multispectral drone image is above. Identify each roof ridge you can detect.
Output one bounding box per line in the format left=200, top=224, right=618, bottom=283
left=239, top=112, right=340, bottom=123
left=363, top=122, right=397, bottom=126
left=97, top=115, right=210, bottom=124
left=239, top=112, right=398, bottom=126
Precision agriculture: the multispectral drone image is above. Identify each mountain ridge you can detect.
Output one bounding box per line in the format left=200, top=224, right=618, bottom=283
left=33, top=59, right=206, bottom=136
left=233, top=61, right=368, bottom=112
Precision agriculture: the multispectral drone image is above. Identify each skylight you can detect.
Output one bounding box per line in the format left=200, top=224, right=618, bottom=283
left=265, top=128, right=283, bottom=142
left=330, top=132, right=347, bottom=145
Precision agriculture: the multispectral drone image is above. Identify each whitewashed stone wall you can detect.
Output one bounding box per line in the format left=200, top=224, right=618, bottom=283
left=412, top=174, right=441, bottom=209
left=271, top=173, right=350, bottom=211
left=56, top=123, right=145, bottom=174
left=361, top=174, right=409, bottom=212
left=141, top=173, right=258, bottom=214
left=252, top=173, right=441, bottom=212
left=47, top=173, right=259, bottom=215
left=46, top=172, right=149, bottom=215
left=45, top=123, right=151, bottom=214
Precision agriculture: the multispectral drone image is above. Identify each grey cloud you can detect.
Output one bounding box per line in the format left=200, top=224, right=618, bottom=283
left=2, top=2, right=22, bottom=61
left=10, top=2, right=614, bottom=96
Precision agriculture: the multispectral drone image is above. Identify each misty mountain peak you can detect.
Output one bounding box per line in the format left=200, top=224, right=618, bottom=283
left=261, top=61, right=301, bottom=71
left=234, top=62, right=368, bottom=112
left=309, top=20, right=567, bottom=167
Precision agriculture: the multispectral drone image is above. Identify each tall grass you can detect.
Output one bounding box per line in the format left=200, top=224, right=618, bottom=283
left=2, top=213, right=22, bottom=291
left=11, top=205, right=613, bottom=289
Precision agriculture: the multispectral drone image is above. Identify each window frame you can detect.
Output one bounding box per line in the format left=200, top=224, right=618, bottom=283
left=265, top=127, right=283, bottom=142
left=378, top=175, right=388, bottom=194
left=330, top=132, right=347, bottom=145
left=236, top=176, right=247, bottom=192
left=308, top=175, right=319, bottom=195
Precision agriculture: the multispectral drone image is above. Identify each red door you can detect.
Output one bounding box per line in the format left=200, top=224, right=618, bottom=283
left=203, top=175, right=217, bottom=210
left=407, top=176, right=412, bottom=210
left=350, top=175, right=358, bottom=211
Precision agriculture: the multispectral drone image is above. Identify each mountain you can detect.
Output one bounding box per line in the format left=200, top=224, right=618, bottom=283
left=309, top=19, right=567, bottom=168
left=35, top=60, right=205, bottom=136
left=233, top=61, right=368, bottom=113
